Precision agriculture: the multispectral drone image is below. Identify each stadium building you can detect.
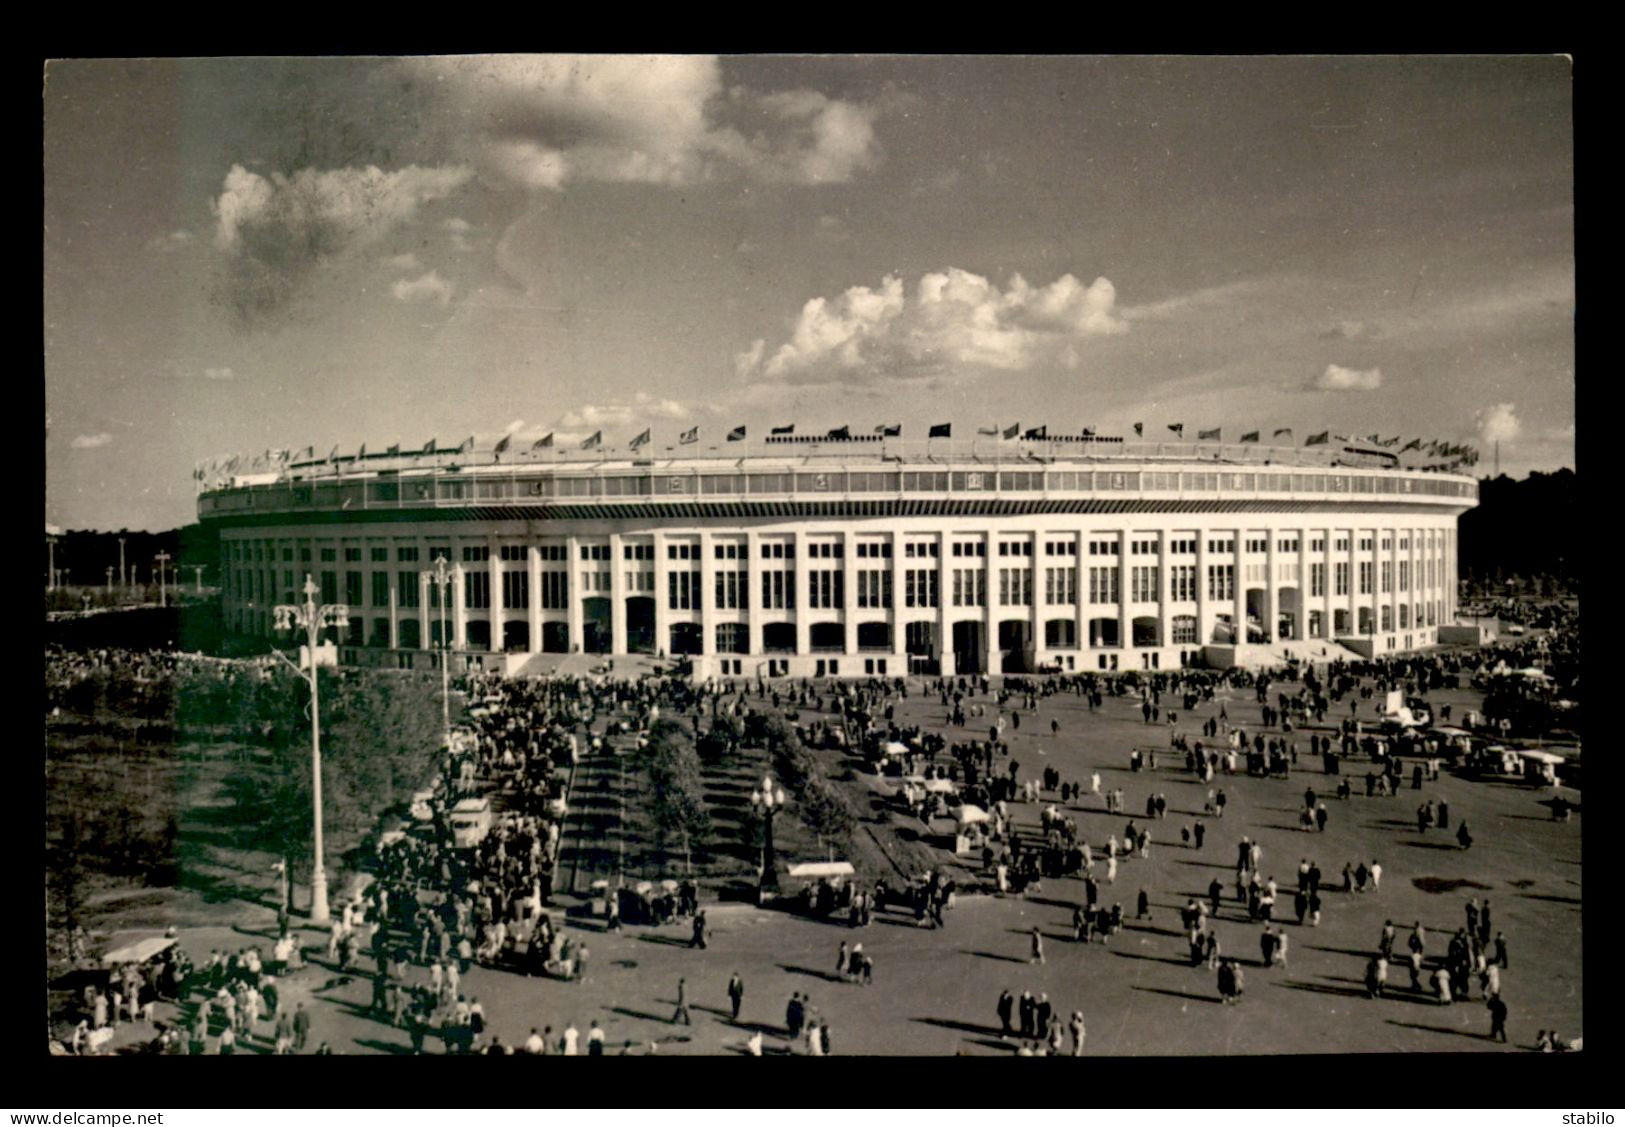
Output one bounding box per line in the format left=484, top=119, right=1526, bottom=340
left=198, top=435, right=1477, bottom=678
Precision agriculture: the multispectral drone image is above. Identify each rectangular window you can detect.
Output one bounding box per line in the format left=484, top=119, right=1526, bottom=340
left=1359, top=562, right=1373, bottom=595
left=397, top=571, right=420, bottom=609
left=502, top=571, right=530, bottom=610
left=534, top=571, right=563, bottom=609
left=1380, top=561, right=1393, bottom=593
left=371, top=572, right=390, bottom=608
left=461, top=545, right=489, bottom=563
left=1089, top=567, right=1121, bottom=604
left=1310, top=563, right=1326, bottom=598
left=1399, top=560, right=1410, bottom=592
left=343, top=547, right=362, bottom=563
left=320, top=548, right=337, bottom=563
left=1206, top=564, right=1234, bottom=602
left=500, top=545, right=529, bottom=562
left=370, top=547, right=389, bottom=563
left=320, top=571, right=338, bottom=604
left=1335, top=562, right=1350, bottom=596
left=464, top=570, right=491, bottom=610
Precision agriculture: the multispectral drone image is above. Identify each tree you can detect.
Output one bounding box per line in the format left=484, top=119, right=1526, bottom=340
left=798, top=776, right=857, bottom=859
left=643, top=721, right=713, bottom=874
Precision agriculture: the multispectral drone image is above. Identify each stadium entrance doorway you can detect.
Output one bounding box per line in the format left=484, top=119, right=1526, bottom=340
left=953, top=621, right=985, bottom=675
left=998, top=619, right=1034, bottom=673
left=583, top=597, right=612, bottom=654
left=625, top=596, right=655, bottom=654
left=905, top=621, right=939, bottom=675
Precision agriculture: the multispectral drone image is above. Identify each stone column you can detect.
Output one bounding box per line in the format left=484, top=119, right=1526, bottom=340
left=487, top=535, right=502, bottom=655
left=843, top=529, right=859, bottom=658
left=652, top=531, right=669, bottom=659
left=1232, top=530, right=1246, bottom=649
left=1157, top=528, right=1172, bottom=655
left=1075, top=529, right=1089, bottom=664
left=936, top=532, right=953, bottom=675
left=793, top=530, right=810, bottom=657
left=1029, top=529, right=1043, bottom=665
left=699, top=531, right=715, bottom=657
left=983, top=528, right=998, bottom=674
left=745, top=531, right=763, bottom=659
left=1265, top=529, right=1278, bottom=645
left=566, top=535, right=582, bottom=653
left=610, top=533, right=627, bottom=656
left=892, top=528, right=908, bottom=669
left=528, top=540, right=543, bottom=654
left=452, top=562, right=467, bottom=651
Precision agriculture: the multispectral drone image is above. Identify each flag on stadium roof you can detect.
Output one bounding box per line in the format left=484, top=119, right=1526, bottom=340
left=929, top=423, right=951, bottom=438
left=356, top=442, right=366, bottom=460
left=493, top=434, right=511, bottom=455
left=1081, top=426, right=1096, bottom=437
left=386, top=443, right=400, bottom=456
left=1133, top=422, right=1144, bottom=437
left=1002, top=423, right=1020, bottom=440
left=581, top=431, right=602, bottom=450
left=1198, top=428, right=1221, bottom=441
left=876, top=423, right=901, bottom=437
left=629, top=428, right=651, bottom=450
left=1305, top=431, right=1329, bottom=446
left=827, top=425, right=851, bottom=439
left=1024, top=425, right=1047, bottom=440
left=1167, top=423, right=1184, bottom=438
left=1240, top=431, right=1259, bottom=443
left=1401, top=437, right=1423, bottom=453
left=1273, top=428, right=1292, bottom=439
left=421, top=438, right=437, bottom=456
left=532, top=433, right=554, bottom=450
left=727, top=425, right=747, bottom=441
left=327, top=444, right=340, bottom=462
left=460, top=436, right=474, bottom=454
left=978, top=425, right=1000, bottom=436
left=679, top=426, right=699, bottom=445
left=771, top=424, right=794, bottom=435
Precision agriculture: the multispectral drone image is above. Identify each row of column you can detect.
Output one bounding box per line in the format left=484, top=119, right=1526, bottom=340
left=223, top=523, right=1454, bottom=660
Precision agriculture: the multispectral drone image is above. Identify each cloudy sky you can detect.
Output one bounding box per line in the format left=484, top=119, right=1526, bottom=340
left=45, top=55, right=1574, bottom=532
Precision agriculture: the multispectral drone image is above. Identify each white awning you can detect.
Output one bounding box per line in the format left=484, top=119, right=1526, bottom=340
left=787, top=861, right=855, bottom=879
left=958, top=804, right=991, bottom=826
left=101, top=936, right=175, bottom=967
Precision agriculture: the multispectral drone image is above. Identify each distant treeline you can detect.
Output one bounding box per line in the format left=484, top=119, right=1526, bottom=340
left=1458, top=469, right=1577, bottom=592
left=43, top=524, right=215, bottom=588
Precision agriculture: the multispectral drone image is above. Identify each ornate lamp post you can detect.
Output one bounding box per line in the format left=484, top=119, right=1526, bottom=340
left=422, top=556, right=453, bottom=748
left=748, top=774, right=787, bottom=898
left=272, top=573, right=349, bottom=924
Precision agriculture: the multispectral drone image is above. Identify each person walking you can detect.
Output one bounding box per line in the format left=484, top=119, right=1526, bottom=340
left=1030, top=926, right=1045, bottom=965
left=1069, top=1010, right=1086, bottom=1056
left=1488, top=994, right=1509, bottom=1043
left=292, top=1001, right=310, bottom=1052
left=728, top=973, right=745, bottom=1021
left=672, top=977, right=692, bottom=1025
left=997, top=988, right=1014, bottom=1038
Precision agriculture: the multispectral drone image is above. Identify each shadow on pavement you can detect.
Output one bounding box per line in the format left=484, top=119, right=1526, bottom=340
left=1276, top=980, right=1440, bottom=1007
left=964, top=950, right=1028, bottom=964
left=913, top=1016, right=1006, bottom=1037
left=1386, top=1018, right=1489, bottom=1040
left=607, top=1005, right=675, bottom=1023
left=352, top=1037, right=415, bottom=1055
left=1113, top=950, right=1201, bottom=968
left=776, top=964, right=846, bottom=983
left=1131, top=985, right=1222, bottom=1005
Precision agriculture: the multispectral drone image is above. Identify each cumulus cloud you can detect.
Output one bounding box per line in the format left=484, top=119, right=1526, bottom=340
left=1476, top=402, right=1522, bottom=445
left=203, top=367, right=236, bottom=380
left=71, top=433, right=113, bottom=448
left=557, top=393, right=690, bottom=430
left=740, top=268, right=1126, bottom=385
left=444, top=217, right=472, bottom=233
left=412, top=55, right=885, bottom=192
left=391, top=270, right=453, bottom=305
left=386, top=252, right=422, bottom=272
left=503, top=418, right=526, bottom=435
left=211, top=162, right=472, bottom=324
left=1310, top=364, right=1384, bottom=392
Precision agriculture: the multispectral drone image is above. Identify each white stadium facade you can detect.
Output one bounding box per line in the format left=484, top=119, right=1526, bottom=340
left=199, top=435, right=1478, bottom=679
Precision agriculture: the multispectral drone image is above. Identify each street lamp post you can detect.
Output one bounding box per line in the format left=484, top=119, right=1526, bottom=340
left=422, top=557, right=453, bottom=748
left=154, top=552, right=171, bottom=607
left=272, top=574, right=349, bottom=925
left=748, top=774, right=787, bottom=900
left=118, top=537, right=126, bottom=589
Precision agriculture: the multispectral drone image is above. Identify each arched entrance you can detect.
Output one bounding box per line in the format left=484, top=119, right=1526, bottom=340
left=1277, top=587, right=1300, bottom=641
left=625, top=596, right=655, bottom=654
left=998, top=619, right=1033, bottom=673
left=952, top=620, right=985, bottom=675
left=502, top=620, right=530, bottom=653
left=762, top=622, right=796, bottom=653
left=810, top=622, right=845, bottom=652
left=1088, top=616, right=1120, bottom=648
left=582, top=597, right=612, bottom=653
left=1131, top=616, right=1160, bottom=648
left=1044, top=618, right=1076, bottom=649
left=857, top=622, right=892, bottom=652
left=542, top=621, right=570, bottom=653
left=905, top=621, right=938, bottom=675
